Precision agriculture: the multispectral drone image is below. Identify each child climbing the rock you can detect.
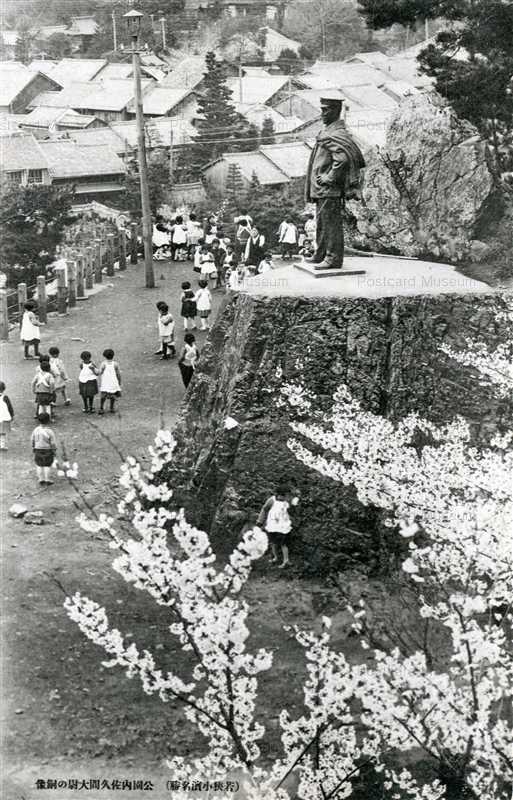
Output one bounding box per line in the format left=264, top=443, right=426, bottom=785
left=31, top=411, right=57, bottom=485
left=98, top=349, right=122, bottom=415
left=155, top=302, right=176, bottom=359
left=180, top=281, right=197, bottom=331
left=257, top=483, right=299, bottom=569
left=0, top=381, right=14, bottom=451
left=48, top=346, right=71, bottom=407
left=78, top=351, right=99, bottom=413
left=20, top=300, right=43, bottom=360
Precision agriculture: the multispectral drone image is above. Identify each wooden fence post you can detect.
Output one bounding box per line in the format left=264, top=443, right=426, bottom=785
left=17, top=283, right=27, bottom=320
left=68, top=260, right=77, bottom=308
left=56, top=266, right=67, bottom=316
left=106, top=233, right=115, bottom=277
left=94, top=239, right=103, bottom=284
left=76, top=254, right=85, bottom=299
left=0, top=290, right=8, bottom=341
left=130, top=222, right=138, bottom=265
left=36, top=276, right=47, bottom=323
left=118, top=229, right=126, bottom=271
left=85, top=246, right=93, bottom=290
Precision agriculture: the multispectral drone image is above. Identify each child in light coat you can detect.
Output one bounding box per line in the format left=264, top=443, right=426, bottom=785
left=49, top=346, right=70, bottom=406
left=156, top=302, right=176, bottom=359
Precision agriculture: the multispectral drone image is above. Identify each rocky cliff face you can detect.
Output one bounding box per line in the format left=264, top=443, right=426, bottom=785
left=348, top=94, right=499, bottom=263
left=165, top=292, right=510, bottom=575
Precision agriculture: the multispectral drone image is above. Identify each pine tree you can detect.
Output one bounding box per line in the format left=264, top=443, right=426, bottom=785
left=224, top=162, right=245, bottom=220
left=14, top=19, right=32, bottom=64
left=261, top=116, right=276, bottom=146
left=192, top=51, right=257, bottom=174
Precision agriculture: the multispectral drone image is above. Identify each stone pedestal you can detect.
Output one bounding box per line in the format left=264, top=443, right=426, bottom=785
left=294, top=260, right=366, bottom=279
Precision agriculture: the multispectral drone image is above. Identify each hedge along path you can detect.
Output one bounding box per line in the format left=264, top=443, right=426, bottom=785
left=0, top=224, right=139, bottom=342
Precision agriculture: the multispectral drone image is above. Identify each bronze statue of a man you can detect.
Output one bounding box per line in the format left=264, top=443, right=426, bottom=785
left=305, top=93, right=365, bottom=270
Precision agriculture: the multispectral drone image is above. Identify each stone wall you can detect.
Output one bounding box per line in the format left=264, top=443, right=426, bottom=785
left=165, top=292, right=511, bottom=575
left=348, top=94, right=501, bottom=263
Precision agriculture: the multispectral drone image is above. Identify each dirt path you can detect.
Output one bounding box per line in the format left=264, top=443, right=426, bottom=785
left=1, top=259, right=232, bottom=799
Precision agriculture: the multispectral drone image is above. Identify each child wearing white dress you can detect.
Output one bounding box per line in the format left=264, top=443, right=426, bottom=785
left=156, top=302, right=176, bottom=359
left=20, top=301, right=43, bottom=359
left=257, top=483, right=299, bottom=568
left=199, top=247, right=217, bottom=289
left=48, top=346, right=70, bottom=406
left=98, top=349, right=122, bottom=414
left=0, top=382, right=14, bottom=451
left=171, top=215, right=188, bottom=261
left=78, top=351, right=99, bottom=413
left=195, top=280, right=212, bottom=331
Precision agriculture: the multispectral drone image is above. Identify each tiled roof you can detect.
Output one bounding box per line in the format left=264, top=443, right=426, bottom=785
left=19, top=106, right=74, bottom=127
left=381, top=81, right=421, bottom=101
left=30, top=78, right=148, bottom=112
left=309, top=61, right=388, bottom=88
left=342, top=84, right=398, bottom=111
left=0, top=132, right=49, bottom=171
left=38, top=140, right=125, bottom=178
left=28, top=60, right=59, bottom=79
left=49, top=58, right=107, bottom=86
left=59, top=112, right=100, bottom=128
left=141, top=65, right=166, bottom=82
left=93, top=62, right=133, bottom=81
left=347, top=51, right=390, bottom=69
left=37, top=25, right=67, bottom=39
left=28, top=82, right=95, bottom=110
left=226, top=75, right=289, bottom=105
left=220, top=151, right=289, bottom=185
left=260, top=141, right=312, bottom=178
left=127, top=86, right=194, bottom=115
left=0, top=62, right=48, bottom=107
left=378, top=56, right=434, bottom=89
left=59, top=126, right=125, bottom=151
left=110, top=117, right=196, bottom=147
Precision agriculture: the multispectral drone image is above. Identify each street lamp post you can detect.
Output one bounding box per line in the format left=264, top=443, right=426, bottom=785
left=124, top=8, right=155, bottom=289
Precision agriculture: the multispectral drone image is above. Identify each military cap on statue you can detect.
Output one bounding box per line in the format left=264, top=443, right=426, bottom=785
left=319, top=90, right=344, bottom=106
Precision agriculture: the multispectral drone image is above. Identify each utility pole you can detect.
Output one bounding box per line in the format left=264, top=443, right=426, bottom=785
left=160, top=16, right=166, bottom=50
left=169, top=123, right=173, bottom=181
left=288, top=75, right=292, bottom=116
left=238, top=45, right=243, bottom=103
left=112, top=9, right=117, bottom=51
left=124, top=9, right=155, bottom=289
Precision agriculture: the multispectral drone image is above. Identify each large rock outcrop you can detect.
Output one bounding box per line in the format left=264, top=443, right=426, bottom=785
left=348, top=94, right=498, bottom=262
left=165, top=292, right=510, bottom=575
